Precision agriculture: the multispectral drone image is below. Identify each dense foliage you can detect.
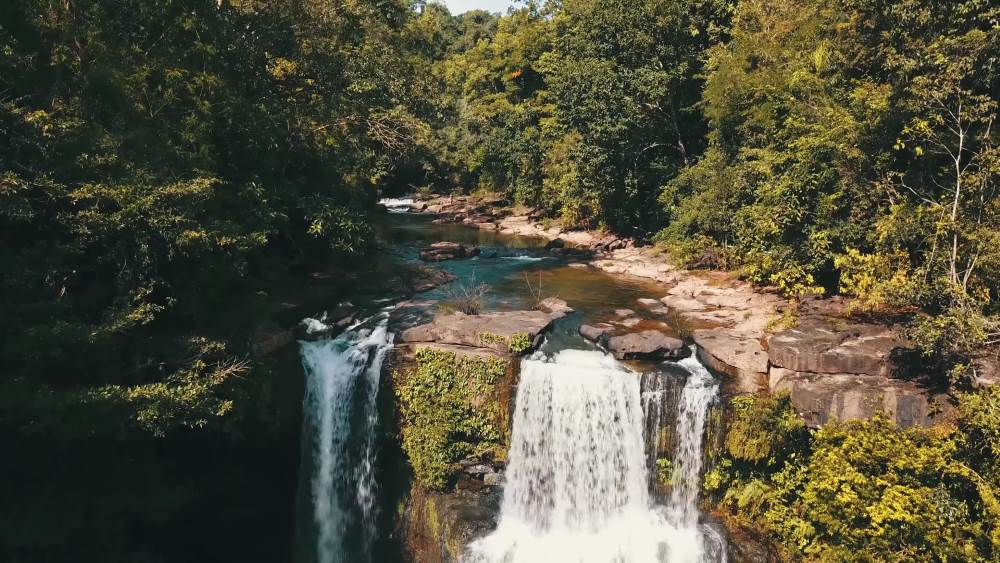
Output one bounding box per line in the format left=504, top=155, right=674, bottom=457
left=426, top=0, right=998, bottom=378
left=1, top=0, right=429, bottom=559
left=393, top=347, right=510, bottom=489
left=705, top=392, right=1000, bottom=561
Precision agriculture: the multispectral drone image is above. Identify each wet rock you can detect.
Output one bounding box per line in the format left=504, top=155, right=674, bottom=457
left=404, top=486, right=501, bottom=563
left=693, top=329, right=769, bottom=393
left=408, top=267, right=457, bottom=293
left=420, top=242, right=481, bottom=262
left=770, top=368, right=946, bottom=428
left=544, top=238, right=566, bottom=250
left=606, top=330, right=689, bottom=361
left=579, top=323, right=614, bottom=344
left=767, top=318, right=902, bottom=376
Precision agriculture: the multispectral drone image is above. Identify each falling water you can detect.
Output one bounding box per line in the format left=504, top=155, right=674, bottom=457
left=467, top=348, right=725, bottom=563
left=298, top=314, right=393, bottom=563
left=668, top=354, right=721, bottom=530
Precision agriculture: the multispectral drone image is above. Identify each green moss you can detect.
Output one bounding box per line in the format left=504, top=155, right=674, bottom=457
left=394, top=348, right=510, bottom=489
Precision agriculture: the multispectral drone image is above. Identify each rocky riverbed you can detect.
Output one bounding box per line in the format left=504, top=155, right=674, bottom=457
left=403, top=193, right=963, bottom=428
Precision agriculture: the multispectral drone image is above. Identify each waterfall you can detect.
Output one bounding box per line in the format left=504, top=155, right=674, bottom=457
left=667, top=354, right=720, bottom=529
left=467, top=348, right=725, bottom=563
left=298, top=314, right=393, bottom=563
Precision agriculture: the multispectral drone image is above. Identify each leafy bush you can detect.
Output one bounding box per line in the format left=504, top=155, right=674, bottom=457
left=394, top=348, right=510, bottom=489
left=706, top=393, right=1000, bottom=561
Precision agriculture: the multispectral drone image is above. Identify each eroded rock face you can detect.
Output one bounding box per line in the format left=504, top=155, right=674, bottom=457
left=404, top=486, right=501, bottom=563
left=767, top=319, right=901, bottom=376
left=769, top=368, right=944, bottom=428
left=605, top=330, right=689, bottom=361
left=420, top=241, right=481, bottom=262
left=692, top=329, right=769, bottom=393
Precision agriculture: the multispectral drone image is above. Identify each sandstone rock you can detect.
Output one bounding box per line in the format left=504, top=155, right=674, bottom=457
left=767, top=319, right=901, bottom=376
left=579, top=323, right=613, bottom=344
left=606, top=330, right=689, bottom=361
left=401, top=306, right=570, bottom=353
left=660, top=295, right=708, bottom=313
left=536, top=297, right=574, bottom=317
left=771, top=369, right=943, bottom=428
left=420, top=242, right=481, bottom=262
left=410, top=201, right=428, bottom=211
left=614, top=308, right=635, bottom=317
left=616, top=317, right=641, bottom=328
left=693, top=329, right=768, bottom=393
left=636, top=298, right=662, bottom=308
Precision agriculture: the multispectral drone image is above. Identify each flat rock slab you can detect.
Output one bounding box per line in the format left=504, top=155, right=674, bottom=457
left=606, top=330, right=689, bottom=361
left=767, top=318, right=902, bottom=376
left=419, top=241, right=480, bottom=262
left=693, top=328, right=769, bottom=393
left=770, top=368, right=943, bottom=428
left=401, top=300, right=572, bottom=353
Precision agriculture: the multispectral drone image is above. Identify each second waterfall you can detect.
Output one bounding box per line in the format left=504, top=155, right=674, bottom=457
left=467, top=348, right=726, bottom=563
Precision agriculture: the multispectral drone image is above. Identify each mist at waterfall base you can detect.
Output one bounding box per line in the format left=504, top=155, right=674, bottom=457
left=466, top=349, right=726, bottom=563
left=296, top=315, right=394, bottom=563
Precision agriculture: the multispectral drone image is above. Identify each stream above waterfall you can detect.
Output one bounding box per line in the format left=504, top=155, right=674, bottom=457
left=295, top=210, right=736, bottom=563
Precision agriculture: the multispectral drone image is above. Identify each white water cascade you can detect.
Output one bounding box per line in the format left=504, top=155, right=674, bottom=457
left=467, top=348, right=725, bottom=563
left=668, top=354, right=721, bottom=531
left=298, top=314, right=393, bottom=563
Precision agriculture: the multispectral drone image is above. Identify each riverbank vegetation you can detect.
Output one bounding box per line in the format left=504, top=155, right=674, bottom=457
left=706, top=390, right=1000, bottom=561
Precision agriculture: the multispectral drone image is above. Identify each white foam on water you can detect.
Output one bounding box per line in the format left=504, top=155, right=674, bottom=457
left=379, top=197, right=415, bottom=213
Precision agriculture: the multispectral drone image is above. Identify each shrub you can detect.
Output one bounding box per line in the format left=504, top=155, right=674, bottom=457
left=443, top=281, right=490, bottom=315
left=394, top=348, right=509, bottom=489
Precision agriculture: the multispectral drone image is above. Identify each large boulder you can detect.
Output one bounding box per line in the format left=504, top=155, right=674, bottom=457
left=420, top=242, right=480, bottom=262
left=606, top=330, right=689, bottom=361
left=767, top=319, right=902, bottom=376
left=693, top=329, right=769, bottom=393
